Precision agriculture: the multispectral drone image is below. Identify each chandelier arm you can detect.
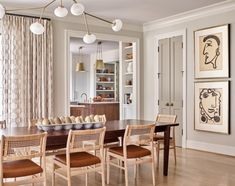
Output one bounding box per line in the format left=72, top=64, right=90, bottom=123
left=84, top=12, right=113, bottom=25
left=83, top=13, right=90, bottom=34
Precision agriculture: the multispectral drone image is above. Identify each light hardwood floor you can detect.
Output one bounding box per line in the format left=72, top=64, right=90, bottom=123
left=42, top=148, right=235, bottom=186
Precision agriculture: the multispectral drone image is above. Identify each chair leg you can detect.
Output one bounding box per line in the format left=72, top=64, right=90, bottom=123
left=151, top=153, right=156, bottom=186
left=101, top=160, right=106, bottom=186
left=107, top=153, right=110, bottom=184
left=52, top=163, right=55, bottom=186
left=124, top=160, right=128, bottom=186
left=173, top=145, right=177, bottom=165
left=85, top=169, right=88, bottom=186
left=134, top=160, right=137, bottom=180
left=67, top=168, right=72, bottom=186
left=157, top=143, right=160, bottom=169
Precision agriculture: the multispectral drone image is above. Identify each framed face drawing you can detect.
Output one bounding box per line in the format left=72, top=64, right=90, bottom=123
left=194, top=25, right=230, bottom=78
left=194, top=81, right=229, bottom=134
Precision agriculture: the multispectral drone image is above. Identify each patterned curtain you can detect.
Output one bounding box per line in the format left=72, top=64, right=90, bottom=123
left=1, top=15, right=53, bottom=127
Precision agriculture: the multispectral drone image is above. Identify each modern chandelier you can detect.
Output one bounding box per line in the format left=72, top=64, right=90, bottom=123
left=0, top=0, right=123, bottom=44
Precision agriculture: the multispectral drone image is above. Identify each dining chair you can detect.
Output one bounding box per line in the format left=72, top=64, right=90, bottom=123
left=0, top=132, right=47, bottom=186
left=107, top=124, right=156, bottom=186
left=84, top=114, right=121, bottom=159
left=0, top=120, right=6, bottom=129
left=52, top=127, right=106, bottom=186
left=154, top=114, right=177, bottom=167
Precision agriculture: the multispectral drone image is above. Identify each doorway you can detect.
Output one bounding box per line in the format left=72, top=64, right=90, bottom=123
left=155, top=30, right=187, bottom=148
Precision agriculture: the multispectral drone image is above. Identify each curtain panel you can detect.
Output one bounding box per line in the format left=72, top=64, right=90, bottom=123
left=1, top=15, right=53, bottom=127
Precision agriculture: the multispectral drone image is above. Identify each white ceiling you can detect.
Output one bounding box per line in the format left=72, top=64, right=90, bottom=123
left=1, top=0, right=226, bottom=24
left=70, top=37, right=119, bottom=55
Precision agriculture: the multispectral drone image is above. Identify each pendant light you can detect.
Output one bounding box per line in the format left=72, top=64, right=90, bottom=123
left=76, top=46, right=86, bottom=72
left=54, top=0, right=68, bottom=17
left=96, top=41, right=105, bottom=70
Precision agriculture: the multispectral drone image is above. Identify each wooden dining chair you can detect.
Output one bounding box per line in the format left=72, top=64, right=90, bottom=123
left=107, top=124, right=156, bottom=186
left=154, top=114, right=177, bottom=167
left=52, top=127, right=106, bottom=186
left=0, top=132, right=47, bottom=186
left=0, top=120, right=6, bottom=129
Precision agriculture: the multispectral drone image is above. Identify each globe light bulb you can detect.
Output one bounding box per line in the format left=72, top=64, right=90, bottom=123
left=71, top=3, right=85, bottom=16
left=83, top=33, right=96, bottom=44
left=54, top=6, right=68, bottom=17
left=30, top=22, right=45, bottom=35
left=0, top=4, right=5, bottom=19
left=112, top=19, right=123, bottom=32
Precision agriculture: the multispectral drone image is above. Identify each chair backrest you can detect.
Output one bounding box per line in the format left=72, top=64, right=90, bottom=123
left=0, top=132, right=47, bottom=162
left=0, top=120, right=6, bottom=129
left=123, top=124, right=155, bottom=148
left=156, top=114, right=177, bottom=138
left=156, top=114, right=177, bottom=123
left=66, top=127, right=106, bottom=159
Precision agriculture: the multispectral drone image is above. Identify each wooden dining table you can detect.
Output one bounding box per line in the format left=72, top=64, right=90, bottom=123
left=0, top=119, right=178, bottom=176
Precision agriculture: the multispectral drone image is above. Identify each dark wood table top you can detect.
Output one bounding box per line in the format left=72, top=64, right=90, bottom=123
left=0, top=119, right=179, bottom=137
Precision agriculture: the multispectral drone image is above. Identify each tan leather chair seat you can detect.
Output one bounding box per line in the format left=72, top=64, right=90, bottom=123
left=3, top=159, right=43, bottom=178
left=54, top=152, right=101, bottom=168
left=109, top=145, right=151, bottom=158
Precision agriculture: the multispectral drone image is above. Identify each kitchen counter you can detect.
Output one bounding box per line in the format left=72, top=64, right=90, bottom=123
left=70, top=102, right=119, bottom=121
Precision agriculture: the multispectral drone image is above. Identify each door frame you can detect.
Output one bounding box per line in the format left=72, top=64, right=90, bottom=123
left=64, top=30, right=140, bottom=119
left=154, top=29, right=187, bottom=148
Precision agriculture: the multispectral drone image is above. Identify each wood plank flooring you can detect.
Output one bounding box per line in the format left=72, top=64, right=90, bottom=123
left=42, top=148, right=235, bottom=186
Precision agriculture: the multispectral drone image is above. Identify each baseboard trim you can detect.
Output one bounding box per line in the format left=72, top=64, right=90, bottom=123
left=187, top=140, right=235, bottom=156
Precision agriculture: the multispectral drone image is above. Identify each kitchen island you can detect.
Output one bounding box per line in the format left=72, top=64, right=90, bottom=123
left=70, top=102, right=119, bottom=121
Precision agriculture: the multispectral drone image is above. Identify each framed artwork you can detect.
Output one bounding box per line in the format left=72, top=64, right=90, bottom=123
left=194, top=81, right=229, bottom=134
left=194, top=24, right=230, bottom=78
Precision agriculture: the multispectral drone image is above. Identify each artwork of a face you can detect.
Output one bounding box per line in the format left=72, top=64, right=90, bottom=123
left=199, top=88, right=222, bottom=125
left=202, top=35, right=221, bottom=69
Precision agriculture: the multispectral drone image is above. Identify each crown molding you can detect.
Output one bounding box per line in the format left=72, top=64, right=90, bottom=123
left=143, top=0, right=235, bottom=32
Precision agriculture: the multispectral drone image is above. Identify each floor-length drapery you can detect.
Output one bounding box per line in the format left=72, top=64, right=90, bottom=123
left=1, top=15, right=53, bottom=127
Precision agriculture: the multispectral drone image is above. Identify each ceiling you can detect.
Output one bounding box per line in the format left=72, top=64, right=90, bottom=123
left=1, top=0, right=226, bottom=24
left=70, top=37, right=119, bottom=55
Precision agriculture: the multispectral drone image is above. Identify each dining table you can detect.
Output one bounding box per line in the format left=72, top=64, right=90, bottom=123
left=0, top=119, right=179, bottom=176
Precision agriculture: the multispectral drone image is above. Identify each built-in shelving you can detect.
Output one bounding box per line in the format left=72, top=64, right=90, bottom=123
left=95, top=62, right=119, bottom=100
left=120, top=42, right=137, bottom=119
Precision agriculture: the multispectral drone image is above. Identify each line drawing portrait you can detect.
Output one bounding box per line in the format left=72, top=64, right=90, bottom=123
left=199, top=88, right=222, bottom=125
left=202, top=35, right=221, bottom=69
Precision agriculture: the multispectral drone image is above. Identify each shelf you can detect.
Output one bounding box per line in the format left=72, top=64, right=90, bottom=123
left=124, top=46, right=133, bottom=49
left=124, top=59, right=133, bottom=63
left=125, top=85, right=133, bottom=88
left=96, top=73, right=115, bottom=76
left=125, top=72, right=133, bottom=75
left=96, top=81, right=115, bottom=83
left=96, top=90, right=115, bottom=92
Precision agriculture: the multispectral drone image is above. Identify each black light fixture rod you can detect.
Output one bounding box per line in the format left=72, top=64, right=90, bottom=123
left=84, top=12, right=113, bottom=24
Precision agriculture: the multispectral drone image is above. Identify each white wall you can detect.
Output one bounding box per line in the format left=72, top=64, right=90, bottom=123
left=53, top=20, right=143, bottom=116
left=143, top=9, right=235, bottom=155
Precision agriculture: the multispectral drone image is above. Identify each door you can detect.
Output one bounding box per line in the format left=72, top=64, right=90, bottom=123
left=158, top=36, right=183, bottom=147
